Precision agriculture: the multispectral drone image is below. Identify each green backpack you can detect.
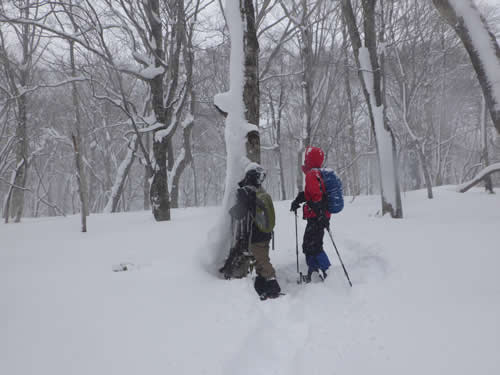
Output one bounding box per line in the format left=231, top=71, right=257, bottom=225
left=254, top=189, right=275, bottom=233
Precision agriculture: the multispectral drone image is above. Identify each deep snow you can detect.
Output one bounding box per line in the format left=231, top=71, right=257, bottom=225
left=2, top=187, right=499, bottom=375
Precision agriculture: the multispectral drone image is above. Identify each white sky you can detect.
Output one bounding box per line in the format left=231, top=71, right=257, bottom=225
left=481, top=0, right=500, bottom=5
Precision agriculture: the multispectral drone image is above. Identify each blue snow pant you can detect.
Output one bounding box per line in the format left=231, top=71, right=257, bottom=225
left=305, top=251, right=331, bottom=274
left=302, top=217, right=331, bottom=273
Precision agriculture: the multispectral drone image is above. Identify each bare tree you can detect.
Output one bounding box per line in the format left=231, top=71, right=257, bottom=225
left=0, top=1, right=39, bottom=222
left=342, top=0, right=403, bottom=217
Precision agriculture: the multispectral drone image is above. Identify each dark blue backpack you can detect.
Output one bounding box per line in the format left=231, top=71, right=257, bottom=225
left=319, top=169, right=344, bottom=214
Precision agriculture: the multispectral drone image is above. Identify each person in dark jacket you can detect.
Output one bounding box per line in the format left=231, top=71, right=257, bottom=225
left=290, top=147, right=331, bottom=282
left=230, top=164, right=281, bottom=298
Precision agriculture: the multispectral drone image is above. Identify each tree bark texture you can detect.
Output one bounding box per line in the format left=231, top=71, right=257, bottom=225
left=242, top=0, right=261, bottom=164
left=342, top=0, right=403, bottom=218
left=148, top=0, right=169, bottom=221
left=170, top=10, right=196, bottom=209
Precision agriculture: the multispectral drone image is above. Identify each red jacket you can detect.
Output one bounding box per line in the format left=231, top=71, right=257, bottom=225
left=302, top=147, right=331, bottom=219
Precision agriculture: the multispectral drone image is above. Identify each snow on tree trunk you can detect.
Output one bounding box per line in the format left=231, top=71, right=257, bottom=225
left=170, top=116, right=194, bottom=209
left=214, top=0, right=258, bottom=210
left=210, top=0, right=259, bottom=269
left=433, top=0, right=500, bottom=134
left=104, top=136, right=137, bottom=213
left=170, top=22, right=196, bottom=209
left=148, top=0, right=170, bottom=222
left=342, top=0, right=403, bottom=218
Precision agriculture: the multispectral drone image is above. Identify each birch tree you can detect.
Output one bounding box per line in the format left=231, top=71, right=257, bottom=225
left=342, top=0, right=403, bottom=218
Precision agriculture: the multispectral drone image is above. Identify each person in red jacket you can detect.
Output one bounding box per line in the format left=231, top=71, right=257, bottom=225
left=290, top=146, right=331, bottom=282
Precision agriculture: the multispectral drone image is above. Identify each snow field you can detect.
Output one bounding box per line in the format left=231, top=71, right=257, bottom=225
left=1, top=187, right=500, bottom=375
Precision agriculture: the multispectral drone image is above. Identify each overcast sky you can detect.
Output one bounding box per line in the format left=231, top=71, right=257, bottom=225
left=482, top=0, right=500, bottom=5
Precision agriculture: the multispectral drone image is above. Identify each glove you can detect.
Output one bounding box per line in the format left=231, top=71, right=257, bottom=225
left=290, top=200, right=301, bottom=212
left=290, top=191, right=305, bottom=212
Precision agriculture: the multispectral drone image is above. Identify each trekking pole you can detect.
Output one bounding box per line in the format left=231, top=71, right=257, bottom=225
left=294, top=211, right=303, bottom=283
left=326, top=228, right=352, bottom=287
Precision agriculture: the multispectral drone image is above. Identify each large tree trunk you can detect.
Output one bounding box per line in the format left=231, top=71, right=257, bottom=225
left=433, top=0, right=500, bottom=134
left=242, top=0, right=260, bottom=162
left=342, top=23, right=360, bottom=197
left=170, top=11, right=196, bottom=209
left=148, top=0, right=188, bottom=219
left=147, top=0, right=170, bottom=221
left=342, top=0, right=403, bottom=218
left=213, top=0, right=260, bottom=273
left=214, top=0, right=261, bottom=202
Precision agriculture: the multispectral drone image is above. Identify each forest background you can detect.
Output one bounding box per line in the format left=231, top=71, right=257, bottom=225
left=1, top=0, right=499, bottom=226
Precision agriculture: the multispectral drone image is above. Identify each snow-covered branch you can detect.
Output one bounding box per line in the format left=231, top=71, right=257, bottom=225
left=457, top=162, right=500, bottom=193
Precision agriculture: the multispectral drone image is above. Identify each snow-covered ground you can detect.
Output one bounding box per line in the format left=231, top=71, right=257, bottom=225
left=2, top=187, right=499, bottom=375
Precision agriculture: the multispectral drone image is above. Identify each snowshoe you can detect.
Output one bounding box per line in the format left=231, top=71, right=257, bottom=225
left=254, top=275, right=267, bottom=295
left=318, top=270, right=327, bottom=281
left=219, top=245, right=254, bottom=279
left=259, top=292, right=286, bottom=301
left=255, top=276, right=281, bottom=300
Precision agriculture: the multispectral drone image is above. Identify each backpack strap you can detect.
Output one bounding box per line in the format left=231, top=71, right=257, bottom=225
left=308, top=170, right=328, bottom=216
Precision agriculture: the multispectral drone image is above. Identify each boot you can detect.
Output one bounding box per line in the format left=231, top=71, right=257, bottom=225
left=265, top=278, right=281, bottom=298
left=319, top=269, right=327, bottom=281
left=304, top=270, right=312, bottom=283
left=254, top=275, right=267, bottom=296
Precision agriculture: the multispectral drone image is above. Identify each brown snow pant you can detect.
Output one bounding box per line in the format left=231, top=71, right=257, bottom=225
left=250, top=241, right=276, bottom=279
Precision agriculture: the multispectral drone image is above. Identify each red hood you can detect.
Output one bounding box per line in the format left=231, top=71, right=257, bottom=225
left=302, top=146, right=324, bottom=173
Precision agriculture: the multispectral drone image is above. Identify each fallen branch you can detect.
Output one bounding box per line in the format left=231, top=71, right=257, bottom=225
left=457, top=162, right=500, bottom=193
